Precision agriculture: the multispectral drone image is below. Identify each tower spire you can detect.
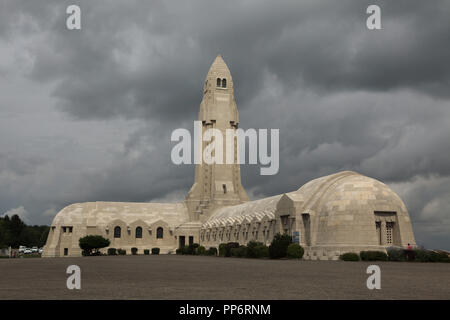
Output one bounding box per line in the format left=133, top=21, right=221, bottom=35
left=185, top=56, right=249, bottom=221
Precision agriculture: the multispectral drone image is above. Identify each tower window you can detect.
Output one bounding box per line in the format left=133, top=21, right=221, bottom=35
left=114, top=226, right=121, bottom=238
left=156, top=227, right=163, bottom=239
left=222, top=184, right=227, bottom=194
left=222, top=78, right=227, bottom=88
left=217, top=78, right=221, bottom=87
left=135, top=227, right=142, bottom=239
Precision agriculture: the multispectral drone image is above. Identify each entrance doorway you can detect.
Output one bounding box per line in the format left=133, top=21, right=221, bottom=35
left=179, top=236, right=185, bottom=248
left=189, top=236, right=194, bottom=245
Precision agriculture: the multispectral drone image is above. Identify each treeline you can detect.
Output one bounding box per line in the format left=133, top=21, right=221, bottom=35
left=0, top=214, right=49, bottom=248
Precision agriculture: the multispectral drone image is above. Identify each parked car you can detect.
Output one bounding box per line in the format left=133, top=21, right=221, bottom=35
left=19, top=246, right=26, bottom=253
left=24, top=249, right=32, bottom=254
left=38, top=248, right=43, bottom=254
left=31, top=247, right=38, bottom=253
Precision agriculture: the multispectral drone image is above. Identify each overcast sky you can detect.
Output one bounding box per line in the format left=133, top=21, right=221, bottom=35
left=1, top=0, right=449, bottom=250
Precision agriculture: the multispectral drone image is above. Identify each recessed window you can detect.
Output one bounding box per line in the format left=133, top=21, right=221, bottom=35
left=386, top=222, right=394, bottom=244
left=222, top=78, right=227, bottom=88
left=156, top=227, right=163, bottom=239
left=114, top=226, right=121, bottom=238
left=135, top=227, right=142, bottom=239
left=222, top=184, right=227, bottom=194
left=216, top=78, right=221, bottom=87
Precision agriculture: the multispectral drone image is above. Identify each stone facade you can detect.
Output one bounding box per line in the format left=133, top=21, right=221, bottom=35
left=43, top=56, right=416, bottom=258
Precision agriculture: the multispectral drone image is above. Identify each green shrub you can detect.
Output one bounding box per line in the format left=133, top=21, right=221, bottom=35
left=387, top=247, right=406, bottom=261
left=231, top=245, right=248, bottom=258
left=219, top=242, right=239, bottom=257
left=415, top=249, right=450, bottom=262
left=182, top=245, right=190, bottom=255
left=196, top=246, right=206, bottom=255
left=0, top=256, right=10, bottom=259
left=218, top=243, right=227, bottom=257
left=117, top=249, right=126, bottom=255
left=206, top=247, right=218, bottom=256
left=107, top=248, right=117, bottom=255
left=246, top=241, right=261, bottom=258
left=269, top=233, right=292, bottom=259
left=415, top=249, right=432, bottom=262
left=257, top=245, right=269, bottom=258
left=151, top=248, right=160, bottom=255
left=360, top=251, right=388, bottom=261
left=177, top=243, right=201, bottom=255
left=144, top=249, right=150, bottom=255
left=131, top=247, right=138, bottom=255
left=79, top=235, right=110, bottom=256
left=246, top=241, right=269, bottom=258
left=340, top=252, right=360, bottom=261
left=286, top=243, right=304, bottom=259
left=187, top=243, right=200, bottom=255
left=433, top=251, right=450, bottom=262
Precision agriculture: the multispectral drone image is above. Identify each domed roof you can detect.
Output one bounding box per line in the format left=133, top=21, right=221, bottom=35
left=293, top=171, right=408, bottom=216
left=287, top=171, right=413, bottom=247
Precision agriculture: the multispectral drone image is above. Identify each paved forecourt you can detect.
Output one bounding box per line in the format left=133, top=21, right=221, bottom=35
left=0, top=255, right=449, bottom=299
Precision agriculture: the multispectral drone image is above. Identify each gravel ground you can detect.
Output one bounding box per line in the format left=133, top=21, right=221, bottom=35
left=0, top=255, right=449, bottom=299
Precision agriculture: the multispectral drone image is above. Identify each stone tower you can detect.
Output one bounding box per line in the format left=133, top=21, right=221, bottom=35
left=185, top=55, right=249, bottom=222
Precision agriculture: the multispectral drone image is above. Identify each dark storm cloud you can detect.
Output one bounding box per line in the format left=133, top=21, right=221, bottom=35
left=1, top=0, right=450, bottom=249
left=7, top=0, right=450, bottom=122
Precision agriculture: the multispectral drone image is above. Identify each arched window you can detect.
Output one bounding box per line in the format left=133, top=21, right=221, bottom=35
left=156, top=227, right=163, bottom=239
left=216, top=78, right=221, bottom=87
left=114, top=226, right=121, bottom=238
left=135, top=227, right=142, bottom=239
left=222, top=78, right=227, bottom=88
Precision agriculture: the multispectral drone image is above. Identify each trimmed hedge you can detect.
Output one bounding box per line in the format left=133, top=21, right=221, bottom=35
left=205, top=247, right=218, bottom=256
left=107, top=248, right=117, bottom=255
left=340, top=252, right=360, bottom=261
left=269, top=233, right=292, bottom=259
left=219, top=242, right=239, bottom=257
left=360, top=251, right=388, bottom=261
left=151, top=248, right=160, bottom=255
left=414, top=249, right=450, bottom=262
left=246, top=241, right=269, bottom=259
left=131, top=247, right=138, bottom=255
left=176, top=244, right=203, bottom=255
left=196, top=246, right=206, bottom=255
left=144, top=249, right=150, bottom=255
left=286, top=243, right=304, bottom=259
left=231, top=245, right=248, bottom=258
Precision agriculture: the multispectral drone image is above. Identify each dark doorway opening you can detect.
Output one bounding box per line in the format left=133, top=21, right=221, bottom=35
left=189, top=236, right=194, bottom=245
left=179, top=236, right=185, bottom=248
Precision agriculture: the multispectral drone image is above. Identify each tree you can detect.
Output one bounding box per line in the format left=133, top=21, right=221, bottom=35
left=79, top=235, right=110, bottom=256
left=0, top=215, right=50, bottom=248
left=269, top=233, right=292, bottom=259
left=39, top=228, right=50, bottom=247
